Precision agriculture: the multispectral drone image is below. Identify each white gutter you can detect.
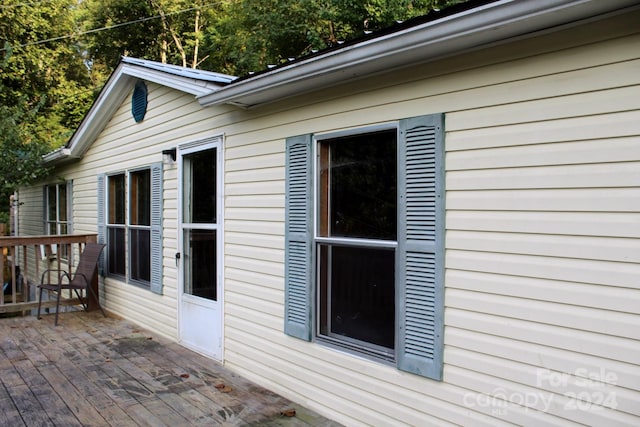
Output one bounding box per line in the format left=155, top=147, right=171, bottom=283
left=42, top=147, right=72, bottom=163
left=198, top=0, right=640, bottom=109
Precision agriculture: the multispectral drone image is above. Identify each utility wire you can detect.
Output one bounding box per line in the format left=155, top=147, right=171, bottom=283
left=1, top=2, right=217, bottom=52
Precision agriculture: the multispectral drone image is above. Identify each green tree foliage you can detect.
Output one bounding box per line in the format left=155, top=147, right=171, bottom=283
left=1, top=0, right=94, bottom=143
left=0, top=0, right=95, bottom=216
left=205, top=0, right=466, bottom=76
left=80, top=0, right=224, bottom=70
left=0, top=48, right=51, bottom=213
left=80, top=0, right=162, bottom=69
left=82, top=0, right=466, bottom=76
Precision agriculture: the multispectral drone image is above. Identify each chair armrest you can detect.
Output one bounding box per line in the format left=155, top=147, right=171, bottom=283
left=40, top=269, right=70, bottom=284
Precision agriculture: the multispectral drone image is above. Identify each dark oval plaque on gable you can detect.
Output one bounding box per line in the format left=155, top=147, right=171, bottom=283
left=131, top=81, right=148, bottom=123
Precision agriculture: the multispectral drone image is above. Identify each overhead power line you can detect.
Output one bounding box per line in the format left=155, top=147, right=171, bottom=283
left=1, top=2, right=217, bottom=52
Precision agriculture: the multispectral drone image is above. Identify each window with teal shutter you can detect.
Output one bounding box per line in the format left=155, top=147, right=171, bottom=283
left=97, top=163, right=163, bottom=294
left=284, top=113, right=445, bottom=380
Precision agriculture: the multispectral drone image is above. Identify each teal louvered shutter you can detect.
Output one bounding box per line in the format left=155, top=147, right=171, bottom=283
left=97, top=174, right=106, bottom=275
left=66, top=180, right=73, bottom=234
left=284, top=134, right=314, bottom=341
left=149, top=162, right=164, bottom=294
left=397, top=113, right=445, bottom=380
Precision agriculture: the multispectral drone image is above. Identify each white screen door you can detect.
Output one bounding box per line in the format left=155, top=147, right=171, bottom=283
left=178, top=138, right=223, bottom=360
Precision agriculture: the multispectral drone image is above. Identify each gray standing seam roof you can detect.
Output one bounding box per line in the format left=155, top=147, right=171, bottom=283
left=120, top=56, right=237, bottom=84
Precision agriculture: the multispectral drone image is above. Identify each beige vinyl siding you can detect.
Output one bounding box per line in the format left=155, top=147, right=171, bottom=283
left=16, top=185, right=44, bottom=236
left=14, top=185, right=45, bottom=286
left=220, top=11, right=640, bottom=426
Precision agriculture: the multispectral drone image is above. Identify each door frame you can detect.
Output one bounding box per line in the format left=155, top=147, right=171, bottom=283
left=176, top=135, right=224, bottom=361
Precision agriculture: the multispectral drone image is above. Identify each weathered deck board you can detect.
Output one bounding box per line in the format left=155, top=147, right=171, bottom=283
left=0, top=312, right=341, bottom=426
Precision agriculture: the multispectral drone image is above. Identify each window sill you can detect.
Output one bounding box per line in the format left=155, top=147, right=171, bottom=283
left=315, top=335, right=396, bottom=366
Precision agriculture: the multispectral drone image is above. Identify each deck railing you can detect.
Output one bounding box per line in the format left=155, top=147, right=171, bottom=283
left=0, top=234, right=98, bottom=314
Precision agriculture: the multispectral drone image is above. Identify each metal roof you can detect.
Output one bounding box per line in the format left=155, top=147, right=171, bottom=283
left=120, top=57, right=236, bottom=84
left=198, top=0, right=640, bottom=109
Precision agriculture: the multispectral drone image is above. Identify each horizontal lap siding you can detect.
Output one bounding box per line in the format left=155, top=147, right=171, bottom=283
left=14, top=186, right=44, bottom=286
left=221, top=12, right=640, bottom=426
left=443, top=29, right=640, bottom=427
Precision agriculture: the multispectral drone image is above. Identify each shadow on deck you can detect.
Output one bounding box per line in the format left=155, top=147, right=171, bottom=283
left=0, top=312, right=341, bottom=426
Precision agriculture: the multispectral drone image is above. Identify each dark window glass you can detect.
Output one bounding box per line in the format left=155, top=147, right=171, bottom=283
left=107, top=227, right=125, bottom=276
left=319, top=244, right=395, bottom=350
left=130, top=169, right=150, bottom=226
left=58, top=184, right=67, bottom=222
left=184, top=149, right=216, bottom=224
left=130, top=228, right=150, bottom=282
left=319, top=130, right=397, bottom=240
left=184, top=229, right=217, bottom=301
left=47, top=186, right=57, bottom=223
left=108, top=174, right=125, bottom=224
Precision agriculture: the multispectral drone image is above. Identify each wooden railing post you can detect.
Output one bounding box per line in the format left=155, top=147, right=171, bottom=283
left=0, top=247, right=4, bottom=305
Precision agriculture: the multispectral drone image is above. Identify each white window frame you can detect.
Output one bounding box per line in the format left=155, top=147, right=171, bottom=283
left=44, top=182, right=70, bottom=259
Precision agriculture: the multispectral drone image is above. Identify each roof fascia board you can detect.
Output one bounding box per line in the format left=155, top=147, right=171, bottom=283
left=198, top=0, right=639, bottom=108
left=122, top=66, right=222, bottom=96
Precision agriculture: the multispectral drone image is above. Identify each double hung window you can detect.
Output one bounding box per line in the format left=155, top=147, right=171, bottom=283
left=107, top=173, right=126, bottom=277
left=45, top=183, right=69, bottom=235
left=129, top=169, right=151, bottom=283
left=98, top=163, right=163, bottom=293
left=317, top=129, right=397, bottom=360
left=284, top=113, right=445, bottom=380
left=45, top=182, right=72, bottom=258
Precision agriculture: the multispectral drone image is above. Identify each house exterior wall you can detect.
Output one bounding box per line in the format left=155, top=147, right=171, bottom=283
left=16, top=186, right=44, bottom=236
left=15, top=9, right=639, bottom=426
left=15, top=185, right=46, bottom=282
left=217, top=12, right=640, bottom=426
left=18, top=82, right=234, bottom=341
left=77, top=84, right=236, bottom=340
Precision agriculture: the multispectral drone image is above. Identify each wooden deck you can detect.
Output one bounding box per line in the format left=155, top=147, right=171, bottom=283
left=0, top=311, right=341, bottom=426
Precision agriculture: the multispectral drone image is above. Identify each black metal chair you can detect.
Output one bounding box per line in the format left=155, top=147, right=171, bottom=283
left=37, top=242, right=106, bottom=325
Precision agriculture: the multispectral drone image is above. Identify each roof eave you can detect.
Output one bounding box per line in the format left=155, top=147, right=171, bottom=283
left=42, top=147, right=74, bottom=165
left=198, top=0, right=639, bottom=109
